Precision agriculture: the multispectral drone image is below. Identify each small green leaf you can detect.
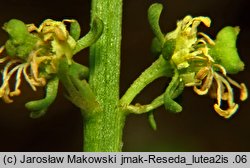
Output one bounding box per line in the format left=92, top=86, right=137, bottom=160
left=74, top=17, right=104, bottom=54
left=162, top=39, right=176, bottom=61
left=148, top=3, right=165, bottom=45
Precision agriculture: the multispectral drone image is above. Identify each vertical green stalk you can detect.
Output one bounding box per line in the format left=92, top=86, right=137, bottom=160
left=83, top=0, right=124, bottom=151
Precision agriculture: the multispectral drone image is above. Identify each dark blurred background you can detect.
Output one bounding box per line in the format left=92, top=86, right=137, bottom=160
left=0, top=0, right=249, bottom=151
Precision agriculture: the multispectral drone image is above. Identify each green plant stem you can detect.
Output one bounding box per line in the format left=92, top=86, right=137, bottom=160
left=83, top=0, right=124, bottom=151
left=125, top=94, right=164, bottom=114
left=120, top=56, right=173, bottom=105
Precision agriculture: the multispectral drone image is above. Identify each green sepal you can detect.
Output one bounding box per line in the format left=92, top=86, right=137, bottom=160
left=162, top=39, right=176, bottom=61
left=69, top=20, right=81, bottom=41
left=164, top=70, right=184, bottom=113
left=209, top=26, right=244, bottom=74
left=25, top=77, right=59, bottom=118
left=148, top=3, right=165, bottom=45
left=68, top=61, right=89, bottom=79
left=148, top=111, right=157, bottom=130
left=73, top=17, right=104, bottom=54
left=151, top=37, right=162, bottom=57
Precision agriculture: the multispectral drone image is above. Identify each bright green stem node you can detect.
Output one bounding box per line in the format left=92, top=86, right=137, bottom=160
left=84, top=0, right=124, bottom=151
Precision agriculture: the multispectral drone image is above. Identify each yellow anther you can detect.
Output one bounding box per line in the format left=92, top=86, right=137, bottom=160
left=240, top=83, right=248, bottom=101
left=10, top=89, right=21, bottom=97
left=193, top=17, right=211, bottom=27
left=195, top=67, right=210, bottom=80
left=0, top=89, right=4, bottom=97
left=26, top=24, right=38, bottom=32
left=214, top=103, right=239, bottom=119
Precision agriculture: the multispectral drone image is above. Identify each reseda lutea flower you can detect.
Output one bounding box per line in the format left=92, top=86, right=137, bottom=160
left=0, top=17, right=103, bottom=118
left=0, top=19, right=78, bottom=103
left=148, top=3, right=247, bottom=118
left=164, top=15, right=247, bottom=118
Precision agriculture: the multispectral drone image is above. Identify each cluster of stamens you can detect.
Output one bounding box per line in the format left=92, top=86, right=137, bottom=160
left=192, top=39, right=247, bottom=118
left=183, top=17, right=247, bottom=118
left=0, top=46, right=49, bottom=103
left=0, top=20, right=70, bottom=103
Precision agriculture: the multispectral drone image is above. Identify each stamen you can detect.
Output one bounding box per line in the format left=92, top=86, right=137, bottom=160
left=182, top=16, right=193, bottom=29
left=214, top=103, right=239, bottom=119
left=196, top=67, right=209, bottom=80
left=9, top=64, right=24, bottom=96
left=198, top=32, right=215, bottom=45
left=193, top=68, right=214, bottom=95
left=2, top=59, right=21, bottom=80
left=23, top=64, right=37, bottom=91
left=185, top=81, right=201, bottom=87
left=225, top=75, right=248, bottom=101
left=196, top=39, right=207, bottom=46
left=190, top=50, right=203, bottom=56
left=0, top=56, right=9, bottom=63
left=216, top=73, right=235, bottom=107
left=213, top=64, right=227, bottom=76
left=26, top=24, right=38, bottom=32
left=201, top=68, right=214, bottom=90
left=0, top=46, right=4, bottom=53
left=225, top=76, right=241, bottom=88
left=213, top=73, right=222, bottom=106
left=240, top=83, right=248, bottom=101
left=30, top=54, right=47, bottom=86
left=0, top=89, right=4, bottom=97
left=184, top=17, right=210, bottom=32
left=200, top=48, right=214, bottom=62
left=190, top=20, right=200, bottom=35
left=2, top=86, right=13, bottom=103
left=0, top=64, right=22, bottom=91
left=193, top=17, right=211, bottom=27
left=193, top=86, right=209, bottom=95
left=186, top=55, right=207, bottom=61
